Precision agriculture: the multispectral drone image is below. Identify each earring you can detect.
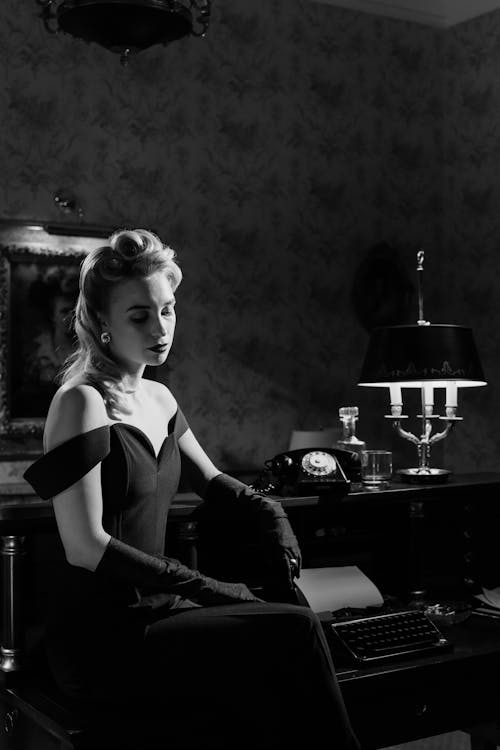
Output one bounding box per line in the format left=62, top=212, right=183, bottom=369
left=101, top=332, right=111, bottom=345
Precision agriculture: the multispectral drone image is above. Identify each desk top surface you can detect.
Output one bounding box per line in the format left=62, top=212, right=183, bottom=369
left=334, top=610, right=500, bottom=685
left=0, top=471, right=499, bottom=523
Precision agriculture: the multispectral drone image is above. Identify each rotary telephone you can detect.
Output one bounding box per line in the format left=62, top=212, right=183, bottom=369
left=252, top=447, right=361, bottom=497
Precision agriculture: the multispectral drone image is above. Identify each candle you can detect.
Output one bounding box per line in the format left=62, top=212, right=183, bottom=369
left=421, top=383, right=434, bottom=417
left=389, top=383, right=402, bottom=406
left=389, top=383, right=403, bottom=417
left=445, top=382, right=458, bottom=409
left=423, top=383, right=434, bottom=407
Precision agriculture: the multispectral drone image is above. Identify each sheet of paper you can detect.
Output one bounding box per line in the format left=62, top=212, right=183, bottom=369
left=297, top=566, right=384, bottom=615
left=476, top=586, right=500, bottom=609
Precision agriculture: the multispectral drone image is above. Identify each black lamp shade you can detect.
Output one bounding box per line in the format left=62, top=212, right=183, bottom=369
left=358, top=324, right=486, bottom=387
left=57, top=0, right=195, bottom=53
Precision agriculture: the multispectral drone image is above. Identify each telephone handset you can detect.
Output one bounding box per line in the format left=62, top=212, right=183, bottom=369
left=253, top=447, right=361, bottom=497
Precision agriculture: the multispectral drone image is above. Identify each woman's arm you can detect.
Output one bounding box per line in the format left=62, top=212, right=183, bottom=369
left=31, top=389, right=261, bottom=604
left=44, top=385, right=111, bottom=571
left=178, top=428, right=221, bottom=496
left=177, top=418, right=301, bottom=583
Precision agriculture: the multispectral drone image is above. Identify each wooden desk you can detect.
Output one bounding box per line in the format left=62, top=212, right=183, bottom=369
left=287, top=472, right=500, bottom=598
left=335, top=614, right=500, bottom=749
left=1, top=473, right=500, bottom=748
left=1, top=472, right=500, bottom=674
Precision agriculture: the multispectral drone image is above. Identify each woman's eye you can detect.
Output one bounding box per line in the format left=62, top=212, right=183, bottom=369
left=131, top=316, right=147, bottom=324
left=162, top=307, right=174, bottom=317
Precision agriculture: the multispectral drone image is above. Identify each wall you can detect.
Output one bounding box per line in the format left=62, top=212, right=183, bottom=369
left=0, top=0, right=445, bottom=472
left=442, top=9, right=500, bottom=472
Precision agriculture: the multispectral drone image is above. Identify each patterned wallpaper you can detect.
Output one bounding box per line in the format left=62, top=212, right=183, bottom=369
left=441, top=10, right=500, bottom=473
left=3, top=0, right=490, bottom=476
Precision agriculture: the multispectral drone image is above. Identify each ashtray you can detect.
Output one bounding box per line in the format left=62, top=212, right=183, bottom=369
left=424, top=601, right=472, bottom=626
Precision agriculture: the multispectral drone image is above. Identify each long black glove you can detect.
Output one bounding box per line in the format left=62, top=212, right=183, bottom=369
left=95, top=537, right=262, bottom=606
left=204, top=473, right=302, bottom=585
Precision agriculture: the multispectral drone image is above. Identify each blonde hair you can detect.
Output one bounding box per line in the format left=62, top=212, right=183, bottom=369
left=60, top=228, right=182, bottom=418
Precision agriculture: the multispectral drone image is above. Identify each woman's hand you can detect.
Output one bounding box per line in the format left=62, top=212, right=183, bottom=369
left=257, top=498, right=302, bottom=581
left=202, top=473, right=302, bottom=590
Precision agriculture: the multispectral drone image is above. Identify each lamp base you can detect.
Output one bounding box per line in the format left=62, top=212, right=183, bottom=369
left=398, top=468, right=451, bottom=484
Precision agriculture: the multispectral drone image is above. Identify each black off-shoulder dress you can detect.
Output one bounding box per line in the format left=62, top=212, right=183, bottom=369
left=24, top=408, right=360, bottom=749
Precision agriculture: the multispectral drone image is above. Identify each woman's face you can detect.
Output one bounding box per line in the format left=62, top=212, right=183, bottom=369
left=103, top=272, right=176, bottom=371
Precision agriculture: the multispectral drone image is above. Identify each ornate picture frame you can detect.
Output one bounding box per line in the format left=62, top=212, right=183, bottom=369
left=0, top=244, right=87, bottom=436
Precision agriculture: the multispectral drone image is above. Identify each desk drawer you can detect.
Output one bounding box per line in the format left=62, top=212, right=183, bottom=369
left=0, top=698, right=74, bottom=750
left=342, top=670, right=499, bottom=748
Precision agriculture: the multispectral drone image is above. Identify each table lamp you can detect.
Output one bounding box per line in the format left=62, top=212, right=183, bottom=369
left=357, top=251, right=487, bottom=483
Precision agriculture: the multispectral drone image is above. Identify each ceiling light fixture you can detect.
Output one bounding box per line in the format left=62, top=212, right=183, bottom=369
left=36, top=0, right=212, bottom=65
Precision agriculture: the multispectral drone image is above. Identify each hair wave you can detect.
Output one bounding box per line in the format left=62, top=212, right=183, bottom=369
left=60, top=228, right=182, bottom=418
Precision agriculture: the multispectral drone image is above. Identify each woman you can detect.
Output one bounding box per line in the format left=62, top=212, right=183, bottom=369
left=24, top=228, right=360, bottom=750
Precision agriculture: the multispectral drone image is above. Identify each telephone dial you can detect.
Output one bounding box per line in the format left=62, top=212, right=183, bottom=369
left=252, top=447, right=361, bottom=497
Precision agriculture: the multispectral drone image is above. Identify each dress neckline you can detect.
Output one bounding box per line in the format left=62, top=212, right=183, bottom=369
left=110, top=409, right=178, bottom=461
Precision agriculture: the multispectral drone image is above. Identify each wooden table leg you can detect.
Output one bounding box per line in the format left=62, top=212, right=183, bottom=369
left=0, top=535, right=26, bottom=674
left=408, top=500, right=427, bottom=602
left=176, top=521, right=198, bottom=570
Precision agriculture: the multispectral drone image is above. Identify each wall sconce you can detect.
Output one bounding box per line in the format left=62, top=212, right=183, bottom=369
left=36, top=0, right=212, bottom=65
left=54, top=190, right=84, bottom=220
left=358, top=251, right=487, bottom=483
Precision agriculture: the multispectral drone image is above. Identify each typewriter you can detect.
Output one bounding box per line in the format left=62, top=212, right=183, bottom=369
left=327, top=608, right=453, bottom=666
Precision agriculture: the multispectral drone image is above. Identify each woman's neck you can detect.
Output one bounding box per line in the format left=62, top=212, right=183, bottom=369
left=119, top=365, right=146, bottom=395
left=122, top=380, right=142, bottom=396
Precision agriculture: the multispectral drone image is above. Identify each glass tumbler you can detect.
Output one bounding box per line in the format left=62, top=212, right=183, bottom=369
left=361, top=450, right=392, bottom=489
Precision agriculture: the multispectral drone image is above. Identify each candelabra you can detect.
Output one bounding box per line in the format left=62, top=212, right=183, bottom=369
left=358, top=251, right=486, bottom=483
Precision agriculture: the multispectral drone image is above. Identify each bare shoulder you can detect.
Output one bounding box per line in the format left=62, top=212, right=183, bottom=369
left=143, top=379, right=177, bottom=415
left=44, top=384, right=109, bottom=451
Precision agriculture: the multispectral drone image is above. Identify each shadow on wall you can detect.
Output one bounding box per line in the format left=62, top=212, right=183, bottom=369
left=350, top=243, right=423, bottom=468
left=350, top=242, right=416, bottom=333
